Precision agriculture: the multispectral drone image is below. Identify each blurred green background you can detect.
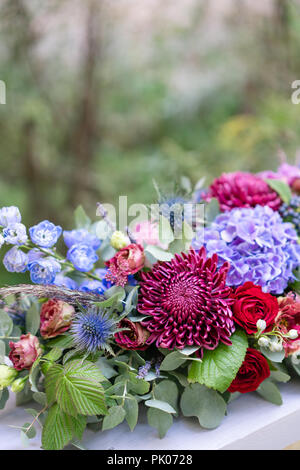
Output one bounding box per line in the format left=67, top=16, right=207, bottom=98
left=1, top=0, right=300, bottom=284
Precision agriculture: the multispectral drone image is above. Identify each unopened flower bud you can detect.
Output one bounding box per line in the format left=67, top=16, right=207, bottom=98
left=110, top=231, right=130, bottom=250
left=256, top=319, right=267, bottom=332
left=258, top=336, right=269, bottom=347
left=288, top=329, right=299, bottom=339
left=11, top=376, right=27, bottom=393
left=0, top=365, right=18, bottom=390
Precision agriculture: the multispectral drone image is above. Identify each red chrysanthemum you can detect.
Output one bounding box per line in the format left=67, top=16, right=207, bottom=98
left=206, top=172, right=281, bottom=212
left=138, top=248, right=235, bottom=354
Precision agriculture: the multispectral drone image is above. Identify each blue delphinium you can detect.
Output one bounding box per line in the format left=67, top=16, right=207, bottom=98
left=67, top=243, right=98, bottom=272
left=79, top=280, right=107, bottom=296
left=54, top=273, right=78, bottom=290
left=28, top=257, right=61, bottom=284
left=29, top=220, right=62, bottom=248
left=0, top=206, right=22, bottom=227
left=3, top=246, right=28, bottom=272
left=3, top=223, right=28, bottom=245
left=71, top=307, right=116, bottom=354
left=63, top=229, right=101, bottom=251
left=193, top=205, right=300, bottom=294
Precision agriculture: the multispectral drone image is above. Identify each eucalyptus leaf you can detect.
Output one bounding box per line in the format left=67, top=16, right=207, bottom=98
left=260, top=347, right=285, bottom=363
left=102, top=405, right=126, bottom=431
left=74, top=205, right=91, bottom=229
left=0, top=310, right=13, bottom=337
left=25, top=302, right=40, bottom=335
left=256, top=379, right=282, bottom=406
left=181, top=384, right=226, bottom=429
left=147, top=408, right=173, bottom=438
left=145, top=399, right=176, bottom=414
left=123, top=394, right=138, bottom=431
left=160, top=351, right=187, bottom=371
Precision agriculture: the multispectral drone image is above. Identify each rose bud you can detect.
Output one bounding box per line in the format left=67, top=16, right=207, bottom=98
left=0, top=365, right=18, bottom=390
left=106, top=243, right=145, bottom=287
left=115, top=318, right=150, bottom=350
left=40, top=299, right=75, bottom=339
left=9, top=334, right=41, bottom=371
left=228, top=348, right=270, bottom=394
left=11, top=376, right=27, bottom=393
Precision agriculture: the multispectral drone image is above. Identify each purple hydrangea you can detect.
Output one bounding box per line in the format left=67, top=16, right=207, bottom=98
left=67, top=243, right=98, bottom=272
left=193, top=205, right=300, bottom=294
left=0, top=206, right=21, bottom=227
left=3, top=247, right=28, bottom=273
left=28, top=257, right=61, bottom=285
left=29, top=220, right=62, bottom=248
left=63, top=229, right=101, bottom=251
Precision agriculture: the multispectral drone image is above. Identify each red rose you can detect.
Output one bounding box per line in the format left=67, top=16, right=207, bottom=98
left=9, top=334, right=41, bottom=371
left=228, top=348, right=270, bottom=393
left=232, top=282, right=278, bottom=335
left=40, top=299, right=74, bottom=339
left=115, top=318, right=150, bottom=350
left=105, top=243, right=145, bottom=287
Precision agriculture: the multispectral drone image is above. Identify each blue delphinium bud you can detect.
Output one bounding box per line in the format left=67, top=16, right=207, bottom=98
left=3, top=223, right=27, bottom=245
left=29, top=220, right=62, bottom=248
left=28, top=257, right=61, bottom=284
left=63, top=229, right=101, bottom=250
left=0, top=206, right=21, bottom=227
left=67, top=243, right=98, bottom=272
left=3, top=246, right=28, bottom=272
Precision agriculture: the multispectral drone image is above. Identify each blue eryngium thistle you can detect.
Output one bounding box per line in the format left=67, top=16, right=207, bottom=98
left=71, top=306, right=117, bottom=354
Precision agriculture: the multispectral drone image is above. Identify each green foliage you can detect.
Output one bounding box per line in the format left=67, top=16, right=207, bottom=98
left=256, top=379, right=282, bottom=406
left=102, top=405, right=126, bottom=431
left=0, top=310, right=13, bottom=337
left=188, top=330, right=248, bottom=393
left=264, top=179, right=292, bottom=204
left=147, top=408, right=173, bottom=438
left=180, top=384, right=226, bottom=429
left=25, top=302, right=40, bottom=335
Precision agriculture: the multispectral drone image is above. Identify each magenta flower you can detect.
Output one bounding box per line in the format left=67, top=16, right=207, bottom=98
left=138, top=248, right=235, bottom=354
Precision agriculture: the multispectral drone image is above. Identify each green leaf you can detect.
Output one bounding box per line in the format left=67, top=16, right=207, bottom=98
left=144, top=245, right=174, bottom=263
left=43, top=347, right=63, bottom=362
left=74, top=205, right=91, bottom=229
left=45, top=360, right=107, bottom=416
left=127, top=372, right=150, bottom=395
left=95, top=358, right=118, bottom=380
left=46, top=334, right=74, bottom=350
left=0, top=388, right=9, bottom=409
left=188, top=330, right=248, bottom=393
left=42, top=403, right=85, bottom=450
left=265, top=179, right=292, bottom=204
left=147, top=408, right=173, bottom=438
left=168, top=221, right=194, bottom=254
left=124, top=286, right=139, bottom=314
left=102, top=405, right=126, bottom=431
left=158, top=215, right=175, bottom=246
left=256, top=379, right=282, bottom=405
left=0, top=340, right=5, bottom=363
left=260, top=346, right=285, bottom=363
left=29, top=356, right=41, bottom=393
left=22, top=422, right=36, bottom=439
left=123, top=394, right=138, bottom=431
left=0, top=310, right=13, bottom=337
left=154, top=379, right=179, bottom=413
left=180, top=384, right=226, bottom=429
left=33, top=392, right=47, bottom=406
left=160, top=351, right=187, bottom=371
left=25, top=302, right=40, bottom=335
left=145, top=399, right=176, bottom=414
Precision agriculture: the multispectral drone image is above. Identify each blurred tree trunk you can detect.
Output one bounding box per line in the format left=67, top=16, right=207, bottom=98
left=68, top=0, right=101, bottom=209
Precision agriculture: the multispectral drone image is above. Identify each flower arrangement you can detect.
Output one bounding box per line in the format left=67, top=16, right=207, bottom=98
left=0, top=163, right=300, bottom=450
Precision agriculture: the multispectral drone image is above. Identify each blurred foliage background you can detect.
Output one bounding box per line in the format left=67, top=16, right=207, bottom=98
left=1, top=0, right=300, bottom=284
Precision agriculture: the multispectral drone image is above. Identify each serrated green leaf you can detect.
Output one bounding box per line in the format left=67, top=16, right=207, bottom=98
left=25, top=302, right=40, bottom=335
left=188, top=330, right=248, bottom=393
left=147, top=408, right=173, bottom=438
left=43, top=347, right=63, bottom=362
left=181, top=384, right=226, bottom=429
left=42, top=404, right=74, bottom=450
left=265, top=179, right=292, bottom=204
left=256, top=379, right=282, bottom=405
left=102, top=405, right=126, bottom=431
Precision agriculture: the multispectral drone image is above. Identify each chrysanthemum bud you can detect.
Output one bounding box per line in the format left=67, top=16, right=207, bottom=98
left=110, top=231, right=130, bottom=250
left=288, top=329, right=299, bottom=339
left=256, top=319, right=267, bottom=332
left=258, top=336, right=269, bottom=347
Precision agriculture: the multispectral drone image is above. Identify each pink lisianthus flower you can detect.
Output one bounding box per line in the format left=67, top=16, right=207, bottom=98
left=9, top=334, right=41, bottom=371
left=40, top=299, right=75, bottom=339
left=275, top=293, right=300, bottom=356
left=105, top=243, right=145, bottom=287
left=132, top=221, right=167, bottom=249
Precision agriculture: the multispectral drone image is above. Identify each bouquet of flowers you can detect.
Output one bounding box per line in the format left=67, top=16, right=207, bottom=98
left=0, top=162, right=300, bottom=450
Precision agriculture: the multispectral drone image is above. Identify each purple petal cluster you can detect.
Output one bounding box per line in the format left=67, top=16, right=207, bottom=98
left=193, top=205, right=300, bottom=294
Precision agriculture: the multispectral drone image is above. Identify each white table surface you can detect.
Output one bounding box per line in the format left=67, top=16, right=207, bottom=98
left=1, top=381, right=300, bottom=450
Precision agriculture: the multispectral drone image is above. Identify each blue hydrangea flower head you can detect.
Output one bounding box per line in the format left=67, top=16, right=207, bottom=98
left=67, top=243, right=98, bottom=272
left=3, top=223, right=28, bottom=245
left=29, top=220, right=62, bottom=248
left=0, top=206, right=21, bottom=227
left=63, top=229, right=101, bottom=251
left=79, top=280, right=107, bottom=296
left=71, top=307, right=116, bottom=354
left=193, top=205, right=300, bottom=294
left=3, top=247, right=28, bottom=273
left=28, top=257, right=61, bottom=285
left=54, top=273, right=78, bottom=290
